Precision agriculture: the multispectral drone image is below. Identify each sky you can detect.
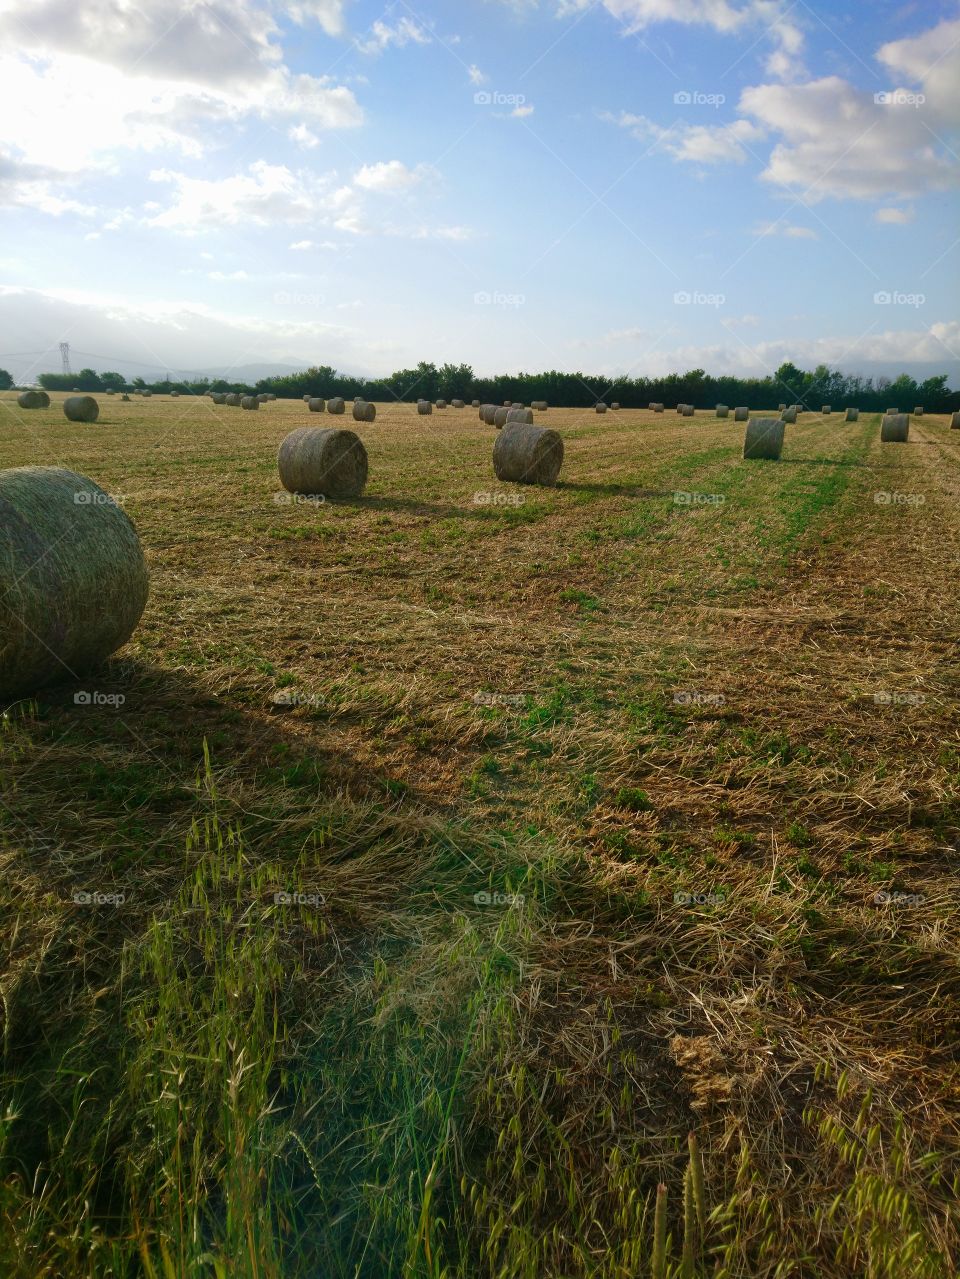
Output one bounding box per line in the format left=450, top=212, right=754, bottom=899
left=0, top=0, right=957, bottom=385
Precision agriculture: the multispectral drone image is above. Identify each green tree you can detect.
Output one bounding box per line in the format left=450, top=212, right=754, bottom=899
left=0, top=368, right=12, bottom=390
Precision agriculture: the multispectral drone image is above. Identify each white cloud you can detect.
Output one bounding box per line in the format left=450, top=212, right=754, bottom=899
left=874, top=207, right=914, bottom=225
left=356, top=16, right=431, bottom=55
left=147, top=163, right=333, bottom=230
left=606, top=112, right=763, bottom=164
left=208, top=270, right=250, bottom=280
left=512, top=104, right=535, bottom=118
left=877, top=17, right=960, bottom=126
left=751, top=221, right=818, bottom=239
left=289, top=123, right=320, bottom=149
left=286, top=0, right=348, bottom=36
left=353, top=160, right=434, bottom=192
left=468, top=65, right=487, bottom=86
left=289, top=239, right=314, bottom=250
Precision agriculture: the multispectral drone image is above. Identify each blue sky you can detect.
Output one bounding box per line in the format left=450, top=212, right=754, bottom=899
left=0, top=0, right=957, bottom=383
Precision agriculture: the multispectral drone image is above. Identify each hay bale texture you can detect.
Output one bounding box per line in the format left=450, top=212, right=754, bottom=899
left=308, top=398, right=325, bottom=413
left=716, top=405, right=729, bottom=418
left=822, top=406, right=831, bottom=415
left=506, top=407, right=534, bottom=425
left=278, top=427, right=368, bottom=499
left=611, top=402, right=620, bottom=410
left=63, top=396, right=99, bottom=424
left=682, top=405, right=694, bottom=417
left=353, top=400, right=376, bottom=423
left=241, top=396, right=259, bottom=411
left=493, top=423, right=563, bottom=486
left=328, top=397, right=345, bottom=415
left=211, top=393, right=226, bottom=404
left=256, top=393, right=269, bottom=403
left=17, top=390, right=49, bottom=409
left=471, top=399, right=480, bottom=407
left=881, top=413, right=909, bottom=443
left=531, top=401, right=548, bottom=411
left=0, top=466, right=149, bottom=700
left=436, top=399, right=447, bottom=409
left=481, top=406, right=498, bottom=426
left=914, top=406, right=924, bottom=416
left=845, top=408, right=859, bottom=421
left=121, top=394, right=130, bottom=402
left=596, top=403, right=607, bottom=414
left=951, top=412, right=960, bottom=430
left=743, top=417, right=785, bottom=460
left=452, top=399, right=465, bottom=409
left=781, top=406, right=798, bottom=424
left=417, top=400, right=432, bottom=415
left=653, top=403, right=664, bottom=413
left=493, top=407, right=510, bottom=429
left=887, top=407, right=898, bottom=415
left=734, top=407, right=748, bottom=421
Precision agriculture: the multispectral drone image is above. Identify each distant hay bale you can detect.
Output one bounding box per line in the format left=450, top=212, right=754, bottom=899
left=63, top=396, right=99, bottom=424
left=596, top=403, right=607, bottom=413
left=278, top=427, right=368, bottom=499
left=778, top=403, right=786, bottom=412
left=436, top=399, right=447, bottom=409
left=308, top=398, right=325, bottom=413
left=493, top=407, right=510, bottom=429
left=142, top=391, right=152, bottom=398
left=845, top=408, right=859, bottom=421
left=716, top=405, right=729, bottom=418
left=303, top=394, right=312, bottom=402
left=417, top=400, right=432, bottom=415
left=0, top=465, right=149, bottom=699
left=951, top=412, right=960, bottom=429
left=914, top=406, right=924, bottom=416
left=328, top=397, right=346, bottom=415
left=353, top=400, right=376, bottom=423
left=743, top=416, right=785, bottom=460
left=648, top=402, right=656, bottom=410
left=256, top=393, right=270, bottom=403
left=506, top=407, right=534, bottom=425
left=225, top=393, right=241, bottom=406
left=268, top=393, right=277, bottom=401
left=676, top=405, right=685, bottom=414
left=17, top=390, right=49, bottom=409
left=887, top=407, right=898, bottom=415
left=493, top=422, right=564, bottom=486
left=611, top=402, right=620, bottom=410
left=106, top=389, right=115, bottom=396
left=503, top=401, right=512, bottom=408
left=531, top=401, right=548, bottom=411
left=781, top=406, right=798, bottom=423
left=211, top=392, right=226, bottom=404
left=881, top=413, right=909, bottom=443
left=681, top=405, right=694, bottom=416
left=121, top=394, right=130, bottom=401
left=481, top=406, right=498, bottom=425
left=734, top=407, right=748, bottom=421
left=653, top=403, right=664, bottom=413
left=822, top=406, right=831, bottom=414
left=452, top=399, right=465, bottom=409
left=241, top=396, right=259, bottom=411
left=170, top=391, right=179, bottom=398
left=471, top=399, right=480, bottom=407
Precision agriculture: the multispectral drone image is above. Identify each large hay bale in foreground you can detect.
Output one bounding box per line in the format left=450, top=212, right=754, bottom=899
left=781, top=406, right=798, bottom=423
left=353, top=400, right=376, bottom=423
left=241, top=396, right=259, bottom=411
left=493, top=407, right=510, bottom=429
left=682, top=405, right=694, bottom=417
left=743, top=417, right=785, bottom=460
left=881, top=413, right=909, bottom=442
left=951, top=412, right=960, bottom=429
left=225, top=393, right=241, bottom=406
left=17, top=390, right=49, bottom=409
left=0, top=466, right=149, bottom=700
left=845, top=408, right=859, bottom=421
left=734, top=406, right=748, bottom=421
left=493, top=423, right=564, bottom=486
left=716, top=405, right=729, bottom=418
left=506, top=407, right=534, bottom=425
left=64, top=396, right=99, bottom=423
left=278, top=427, right=368, bottom=498
left=328, top=397, right=345, bottom=415
left=417, top=400, right=432, bottom=415
left=308, top=398, right=325, bottom=413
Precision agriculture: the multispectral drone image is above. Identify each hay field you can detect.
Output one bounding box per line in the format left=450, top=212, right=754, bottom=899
left=1, top=391, right=959, bottom=1277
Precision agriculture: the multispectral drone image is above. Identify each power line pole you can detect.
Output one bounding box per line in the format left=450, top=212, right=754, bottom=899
left=59, top=342, right=71, bottom=376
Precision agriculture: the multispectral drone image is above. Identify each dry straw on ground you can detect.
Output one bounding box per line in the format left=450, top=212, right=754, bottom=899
left=0, top=465, right=148, bottom=699
left=277, top=427, right=368, bottom=499
left=492, top=421, right=564, bottom=485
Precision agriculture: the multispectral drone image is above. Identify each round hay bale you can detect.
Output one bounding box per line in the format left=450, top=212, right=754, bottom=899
left=913, top=406, right=924, bottom=416
left=676, top=404, right=685, bottom=415
left=256, top=393, right=270, bottom=403
left=653, top=403, right=664, bottom=413
left=471, top=399, right=480, bottom=407
left=241, top=396, right=259, bottom=411
left=734, top=406, right=748, bottom=422
left=278, top=427, right=368, bottom=499
left=743, top=416, right=785, bottom=460
left=611, top=402, right=620, bottom=410
left=506, top=407, right=534, bottom=425
left=493, top=407, right=510, bottom=429
left=531, top=401, right=548, bottom=411
left=0, top=465, right=149, bottom=700
left=821, top=405, right=831, bottom=415
left=225, top=393, right=241, bottom=406
left=308, top=398, right=325, bottom=413
left=106, top=389, right=115, bottom=396
left=268, top=393, right=277, bottom=401
left=142, top=391, right=152, bottom=398
left=303, top=394, right=312, bottom=402
left=493, top=423, right=563, bottom=486
left=452, top=399, right=465, bottom=409
left=778, top=403, right=786, bottom=412
left=417, top=400, right=432, bottom=415
left=682, top=405, right=694, bottom=417
left=328, top=397, right=346, bottom=415
left=503, top=401, right=512, bottom=408
left=63, top=396, right=99, bottom=424
left=596, top=403, right=607, bottom=413
left=886, top=407, right=898, bottom=415
left=211, top=392, right=226, bottom=404
left=951, top=412, right=960, bottom=430
left=845, top=407, right=859, bottom=421
left=781, top=406, right=798, bottom=424
left=436, top=399, right=447, bottom=409
left=353, top=400, right=376, bottom=423
left=17, top=390, right=49, bottom=410
left=716, top=405, right=729, bottom=418
left=170, top=391, right=179, bottom=398
left=481, top=406, right=498, bottom=426
left=880, top=413, right=909, bottom=443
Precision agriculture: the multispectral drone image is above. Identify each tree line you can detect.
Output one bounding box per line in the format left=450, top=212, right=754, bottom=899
left=21, top=361, right=960, bottom=411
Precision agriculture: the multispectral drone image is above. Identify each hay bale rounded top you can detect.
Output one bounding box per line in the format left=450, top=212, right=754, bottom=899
left=681, top=405, right=694, bottom=416
left=278, top=427, right=368, bottom=499
left=493, top=422, right=564, bottom=486
left=225, top=393, right=241, bottom=406
left=353, top=400, right=376, bottom=423
left=531, top=400, right=549, bottom=411
left=17, top=390, right=50, bottom=410
left=240, top=395, right=259, bottom=410
left=913, top=406, right=924, bottom=416
left=716, top=405, right=729, bottom=417
left=211, top=392, right=226, bottom=404
left=417, top=400, right=432, bottom=415
left=64, top=396, right=99, bottom=424
left=451, top=399, right=465, bottom=409
left=0, top=465, right=149, bottom=699
left=734, top=406, right=749, bottom=421
left=493, top=407, right=510, bottom=429
left=781, top=406, right=798, bottom=423
left=743, top=417, right=785, bottom=460
left=880, top=413, right=909, bottom=443
left=328, top=397, right=346, bottom=415
left=471, top=399, right=480, bottom=407
left=506, top=407, right=533, bottom=425
left=596, top=403, right=607, bottom=413
left=308, top=398, right=325, bottom=413
left=845, top=407, right=859, bottom=421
